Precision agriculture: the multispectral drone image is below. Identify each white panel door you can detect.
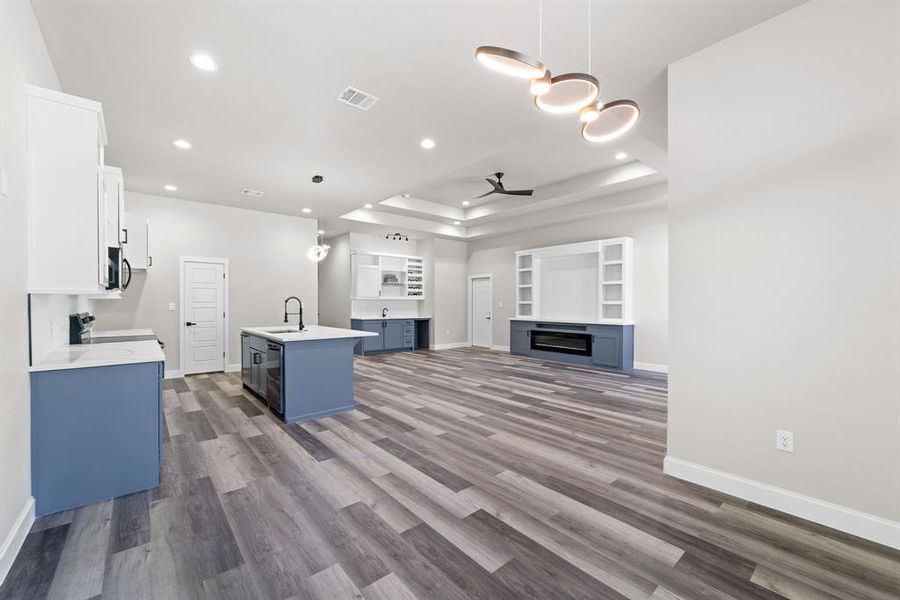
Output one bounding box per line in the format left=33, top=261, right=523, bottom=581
left=184, top=261, right=225, bottom=374
left=471, top=277, right=492, bottom=348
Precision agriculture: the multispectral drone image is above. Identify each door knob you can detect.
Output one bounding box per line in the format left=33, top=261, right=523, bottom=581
left=185, top=321, right=196, bottom=326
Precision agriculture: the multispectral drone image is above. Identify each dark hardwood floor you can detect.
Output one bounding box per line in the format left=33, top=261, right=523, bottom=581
left=2, top=348, right=898, bottom=599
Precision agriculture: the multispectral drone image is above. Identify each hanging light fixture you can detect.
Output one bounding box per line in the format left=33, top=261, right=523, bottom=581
left=306, top=175, right=330, bottom=262
left=529, top=71, right=552, bottom=96
left=535, top=1, right=599, bottom=114
left=475, top=46, right=546, bottom=80
left=535, top=73, right=600, bottom=114
left=581, top=99, right=641, bottom=143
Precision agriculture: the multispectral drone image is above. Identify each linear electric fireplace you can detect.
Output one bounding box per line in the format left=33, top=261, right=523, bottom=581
left=530, top=330, right=592, bottom=356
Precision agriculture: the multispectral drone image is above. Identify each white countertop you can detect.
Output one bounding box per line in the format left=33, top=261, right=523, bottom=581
left=30, top=340, right=165, bottom=373
left=92, top=328, right=155, bottom=338
left=509, top=317, right=634, bottom=326
left=242, top=325, right=379, bottom=344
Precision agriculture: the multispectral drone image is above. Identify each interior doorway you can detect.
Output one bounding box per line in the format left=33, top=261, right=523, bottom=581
left=179, top=256, right=229, bottom=375
left=469, top=274, right=493, bottom=348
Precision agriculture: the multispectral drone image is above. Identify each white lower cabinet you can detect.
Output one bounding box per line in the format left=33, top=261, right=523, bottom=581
left=26, top=85, right=108, bottom=294
left=123, top=212, right=152, bottom=270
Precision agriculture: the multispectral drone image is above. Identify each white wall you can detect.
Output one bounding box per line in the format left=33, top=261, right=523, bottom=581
left=433, top=238, right=469, bottom=347
left=28, top=294, right=92, bottom=363
left=668, top=0, right=900, bottom=545
left=318, top=233, right=351, bottom=327
left=92, top=192, right=319, bottom=374
left=467, top=192, right=668, bottom=368
left=0, top=0, right=60, bottom=582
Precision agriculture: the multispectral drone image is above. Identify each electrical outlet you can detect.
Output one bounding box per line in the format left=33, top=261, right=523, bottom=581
left=776, top=430, right=794, bottom=453
left=498, top=301, right=504, bottom=308
left=168, top=302, right=176, bottom=312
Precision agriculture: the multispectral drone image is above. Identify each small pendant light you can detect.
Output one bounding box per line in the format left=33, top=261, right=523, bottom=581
left=534, top=0, right=599, bottom=114
left=581, top=99, right=641, bottom=143
left=306, top=175, right=330, bottom=262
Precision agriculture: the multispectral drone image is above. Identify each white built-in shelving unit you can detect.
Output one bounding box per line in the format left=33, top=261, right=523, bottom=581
left=351, top=252, right=426, bottom=300
left=514, top=237, right=633, bottom=324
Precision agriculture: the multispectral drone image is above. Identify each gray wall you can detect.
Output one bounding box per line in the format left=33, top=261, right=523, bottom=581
left=668, top=0, right=900, bottom=526
left=93, top=192, right=319, bottom=373
left=0, top=0, right=61, bottom=575
left=467, top=191, right=668, bottom=368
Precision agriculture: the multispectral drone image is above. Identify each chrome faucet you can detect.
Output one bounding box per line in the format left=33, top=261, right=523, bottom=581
left=382, top=307, right=389, bottom=318
left=284, top=296, right=304, bottom=331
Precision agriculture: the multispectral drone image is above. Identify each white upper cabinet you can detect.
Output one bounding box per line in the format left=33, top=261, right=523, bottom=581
left=26, top=85, right=107, bottom=294
left=351, top=252, right=426, bottom=300
left=103, top=166, right=125, bottom=247
left=355, top=264, right=381, bottom=298
left=123, top=212, right=152, bottom=270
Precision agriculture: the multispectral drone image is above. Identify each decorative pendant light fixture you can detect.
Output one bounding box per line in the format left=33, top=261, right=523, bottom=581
left=306, top=175, right=330, bottom=262
left=535, top=0, right=599, bottom=114
left=476, top=1, right=641, bottom=143
left=475, top=46, right=546, bottom=80
left=581, top=99, right=641, bottom=143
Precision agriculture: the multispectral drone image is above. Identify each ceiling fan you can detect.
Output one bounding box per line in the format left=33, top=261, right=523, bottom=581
left=476, top=172, right=534, bottom=199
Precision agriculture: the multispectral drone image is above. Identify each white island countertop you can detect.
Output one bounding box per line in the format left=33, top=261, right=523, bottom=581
left=30, top=340, right=165, bottom=373
left=242, top=325, right=379, bottom=344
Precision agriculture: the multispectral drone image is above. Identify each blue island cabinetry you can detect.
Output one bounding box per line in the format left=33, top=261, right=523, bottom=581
left=31, top=361, right=163, bottom=516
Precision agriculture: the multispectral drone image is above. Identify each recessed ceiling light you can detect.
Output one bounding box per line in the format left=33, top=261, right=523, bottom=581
left=419, top=138, right=436, bottom=150
left=173, top=139, right=192, bottom=149
left=317, top=229, right=325, bottom=235
left=453, top=221, right=461, bottom=225
left=364, top=203, right=373, bottom=209
left=163, top=184, right=177, bottom=192
left=302, top=208, right=312, bottom=214
left=462, top=200, right=470, bottom=207
left=189, top=53, right=218, bottom=72
left=615, top=152, right=628, bottom=161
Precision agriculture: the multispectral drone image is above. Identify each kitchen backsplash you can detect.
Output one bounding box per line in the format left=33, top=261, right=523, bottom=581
left=29, top=294, right=94, bottom=363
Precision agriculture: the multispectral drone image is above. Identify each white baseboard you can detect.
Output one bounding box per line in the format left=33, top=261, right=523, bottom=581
left=0, top=497, right=34, bottom=587
left=633, top=361, right=668, bottom=373
left=225, top=363, right=241, bottom=373
left=490, top=345, right=510, bottom=352
left=430, top=342, right=471, bottom=350
left=164, top=369, right=182, bottom=380
left=664, top=456, right=900, bottom=550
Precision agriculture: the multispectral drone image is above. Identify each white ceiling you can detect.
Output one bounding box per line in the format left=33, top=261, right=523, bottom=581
left=32, top=0, right=802, bottom=239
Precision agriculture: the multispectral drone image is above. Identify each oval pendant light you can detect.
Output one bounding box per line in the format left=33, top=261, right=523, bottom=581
left=475, top=46, right=546, bottom=80
left=581, top=99, right=641, bottom=143
left=529, top=71, right=552, bottom=96
left=534, top=73, right=600, bottom=114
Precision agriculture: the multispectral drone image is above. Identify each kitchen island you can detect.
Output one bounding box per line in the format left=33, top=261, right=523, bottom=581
left=240, top=325, right=377, bottom=424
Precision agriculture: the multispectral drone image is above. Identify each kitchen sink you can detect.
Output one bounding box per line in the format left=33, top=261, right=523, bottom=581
left=263, top=327, right=304, bottom=333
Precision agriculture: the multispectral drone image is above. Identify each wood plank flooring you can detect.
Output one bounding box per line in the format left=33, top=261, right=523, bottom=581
left=2, top=348, right=898, bottom=599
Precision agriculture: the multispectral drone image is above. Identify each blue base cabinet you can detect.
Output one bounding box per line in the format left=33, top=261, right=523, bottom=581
left=351, top=318, right=430, bottom=355
left=31, top=361, right=163, bottom=516
left=510, top=320, right=634, bottom=371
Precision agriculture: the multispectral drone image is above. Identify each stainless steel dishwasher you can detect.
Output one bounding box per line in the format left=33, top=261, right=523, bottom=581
left=265, top=342, right=283, bottom=415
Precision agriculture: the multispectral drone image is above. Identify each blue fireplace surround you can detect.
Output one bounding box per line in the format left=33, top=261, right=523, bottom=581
left=509, top=319, right=634, bottom=370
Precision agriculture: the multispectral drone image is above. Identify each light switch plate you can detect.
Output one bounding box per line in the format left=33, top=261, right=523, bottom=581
left=168, top=302, right=176, bottom=311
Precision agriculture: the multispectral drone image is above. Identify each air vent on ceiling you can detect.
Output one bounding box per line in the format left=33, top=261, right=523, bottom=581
left=336, top=86, right=379, bottom=111
left=240, top=188, right=265, bottom=198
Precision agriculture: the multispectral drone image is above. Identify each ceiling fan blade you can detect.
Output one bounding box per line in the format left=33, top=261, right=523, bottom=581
left=475, top=190, right=496, bottom=198
left=484, top=178, right=502, bottom=190
left=501, top=189, right=534, bottom=196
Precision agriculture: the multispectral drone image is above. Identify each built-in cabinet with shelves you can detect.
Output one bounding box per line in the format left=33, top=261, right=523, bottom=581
left=351, top=252, right=425, bottom=300
left=514, top=237, right=633, bottom=324
left=26, top=85, right=108, bottom=294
